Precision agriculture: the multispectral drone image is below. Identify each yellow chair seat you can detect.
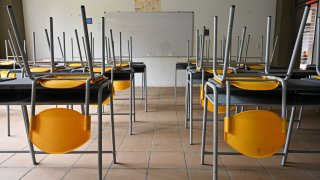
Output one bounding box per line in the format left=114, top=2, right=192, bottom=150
left=0, top=61, right=15, bottom=66
left=40, top=75, right=89, bottom=89
left=29, top=108, right=90, bottom=154
left=224, top=110, right=286, bottom=158
left=114, top=81, right=131, bottom=91
left=93, top=67, right=112, bottom=73
left=247, top=64, right=265, bottom=70
left=30, top=67, right=52, bottom=73
left=0, top=70, right=16, bottom=78
left=68, top=63, right=83, bottom=68
left=190, top=61, right=196, bottom=65
left=316, top=76, right=320, bottom=80
left=200, top=85, right=234, bottom=113
left=205, top=69, right=234, bottom=74
left=213, top=76, right=279, bottom=90
left=231, top=78, right=279, bottom=90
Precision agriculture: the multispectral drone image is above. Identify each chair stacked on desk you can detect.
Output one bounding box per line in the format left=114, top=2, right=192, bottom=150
left=198, top=5, right=320, bottom=180
left=6, top=5, right=116, bottom=180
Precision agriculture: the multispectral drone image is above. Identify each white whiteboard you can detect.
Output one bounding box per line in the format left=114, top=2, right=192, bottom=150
left=105, top=11, right=194, bottom=57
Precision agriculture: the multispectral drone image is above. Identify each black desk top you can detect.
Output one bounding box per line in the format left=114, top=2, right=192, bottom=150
left=205, top=78, right=320, bottom=106
left=207, top=78, right=320, bottom=92
left=0, top=78, right=112, bottom=105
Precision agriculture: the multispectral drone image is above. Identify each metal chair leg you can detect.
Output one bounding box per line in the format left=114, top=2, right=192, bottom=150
left=282, top=106, right=296, bottom=166
left=21, top=105, right=37, bottom=165
left=185, top=78, right=190, bottom=129
left=133, top=76, right=136, bottom=122
left=200, top=96, right=208, bottom=164
left=109, top=94, right=116, bottom=163
left=144, top=69, right=147, bottom=112
left=297, top=106, right=303, bottom=129
left=174, top=68, right=177, bottom=103
left=129, top=75, right=133, bottom=135
left=7, top=105, right=10, bottom=136
left=189, top=73, right=193, bottom=145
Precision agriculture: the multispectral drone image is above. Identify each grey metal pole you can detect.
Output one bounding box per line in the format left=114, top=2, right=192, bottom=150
left=57, top=37, right=64, bottom=59
left=286, top=5, right=310, bottom=80
left=81, top=6, right=95, bottom=80
left=7, top=6, right=33, bottom=80
left=5, top=40, right=9, bottom=60
left=213, top=16, right=218, bottom=77
left=32, top=32, right=36, bottom=65
left=50, top=17, right=55, bottom=73
left=316, top=17, right=320, bottom=75
left=63, top=32, right=66, bottom=63
left=110, top=29, right=116, bottom=67
left=82, top=37, right=88, bottom=60
left=71, top=38, right=74, bottom=61
left=45, top=29, right=51, bottom=51
left=270, top=35, right=278, bottom=65
left=237, top=27, right=246, bottom=68
left=261, top=36, right=264, bottom=62
left=195, top=30, right=199, bottom=68
left=102, top=17, right=105, bottom=74
left=244, top=35, right=251, bottom=63
left=221, top=6, right=235, bottom=82
left=265, top=16, right=271, bottom=74
left=75, top=30, right=84, bottom=66
left=119, top=32, right=122, bottom=66
left=8, top=29, right=22, bottom=68
left=130, top=36, right=133, bottom=63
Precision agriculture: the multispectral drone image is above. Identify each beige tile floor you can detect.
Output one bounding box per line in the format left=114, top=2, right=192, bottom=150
left=0, top=87, right=319, bottom=179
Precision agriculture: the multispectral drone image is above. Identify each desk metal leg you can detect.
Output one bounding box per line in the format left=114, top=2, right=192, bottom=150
left=6, top=105, right=10, bottom=136
left=129, top=75, right=133, bottom=135
left=141, top=72, right=144, bottom=100
left=201, top=96, right=208, bottom=164
left=144, top=69, right=147, bottom=112
left=174, top=68, right=177, bottom=103
left=282, top=106, right=296, bottom=166
left=297, top=106, right=303, bottom=129
left=185, top=73, right=190, bottom=129
left=213, top=87, right=218, bottom=180
left=133, top=76, right=136, bottom=122
left=97, top=94, right=103, bottom=180
left=109, top=94, right=116, bottom=163
left=189, top=73, right=193, bottom=145
left=21, top=105, right=37, bottom=165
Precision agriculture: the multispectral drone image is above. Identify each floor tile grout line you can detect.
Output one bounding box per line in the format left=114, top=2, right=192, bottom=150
left=257, top=157, right=276, bottom=180
left=177, top=100, right=190, bottom=180
left=145, top=88, right=160, bottom=180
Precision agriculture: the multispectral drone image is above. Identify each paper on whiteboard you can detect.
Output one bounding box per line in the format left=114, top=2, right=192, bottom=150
left=135, top=0, right=161, bottom=12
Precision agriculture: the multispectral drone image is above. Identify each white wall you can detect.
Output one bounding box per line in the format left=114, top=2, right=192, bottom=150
left=23, top=0, right=277, bottom=87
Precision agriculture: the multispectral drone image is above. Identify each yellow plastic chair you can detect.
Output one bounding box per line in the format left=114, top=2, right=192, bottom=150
left=224, top=110, right=286, bottom=158
left=29, top=76, right=93, bottom=154
left=68, top=63, right=83, bottom=68
left=316, top=76, right=320, bottom=80
left=30, top=67, right=52, bottom=73
left=205, top=69, right=234, bottom=75
left=247, top=64, right=265, bottom=70
left=0, top=70, right=16, bottom=78
left=30, top=108, right=90, bottom=154
left=40, top=75, right=89, bottom=89
left=224, top=79, right=285, bottom=158
left=0, top=61, right=15, bottom=66
left=113, top=81, right=131, bottom=91
left=200, top=68, right=234, bottom=113
left=200, top=84, right=234, bottom=113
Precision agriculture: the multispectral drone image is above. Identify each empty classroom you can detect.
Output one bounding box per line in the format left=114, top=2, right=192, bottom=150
left=0, top=0, right=319, bottom=179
